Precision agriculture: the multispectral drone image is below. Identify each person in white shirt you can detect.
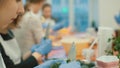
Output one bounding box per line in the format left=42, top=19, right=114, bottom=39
left=14, top=0, right=45, bottom=57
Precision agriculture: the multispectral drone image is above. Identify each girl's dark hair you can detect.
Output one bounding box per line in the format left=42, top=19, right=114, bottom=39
left=42, top=3, right=51, bottom=11
left=0, top=0, right=4, bottom=5
left=0, top=0, right=2, bottom=3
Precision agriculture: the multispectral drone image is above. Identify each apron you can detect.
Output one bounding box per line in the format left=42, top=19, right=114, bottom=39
left=0, top=35, right=21, bottom=64
left=0, top=35, right=6, bottom=68
left=0, top=53, right=6, bottom=68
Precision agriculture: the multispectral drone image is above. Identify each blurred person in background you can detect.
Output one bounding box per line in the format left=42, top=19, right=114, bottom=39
left=41, top=3, right=56, bottom=28
left=40, top=3, right=65, bottom=34
left=14, top=0, right=45, bottom=58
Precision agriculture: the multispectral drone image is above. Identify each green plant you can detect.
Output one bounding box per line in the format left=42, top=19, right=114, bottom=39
left=50, top=60, right=95, bottom=68
left=105, top=50, right=113, bottom=55
left=77, top=60, right=95, bottom=68
left=106, top=36, right=120, bottom=59
left=50, top=59, right=70, bottom=68
left=50, top=62, right=61, bottom=68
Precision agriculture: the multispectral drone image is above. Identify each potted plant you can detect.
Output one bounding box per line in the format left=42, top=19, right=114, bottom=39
left=106, top=36, right=120, bottom=59
left=105, top=37, right=120, bottom=67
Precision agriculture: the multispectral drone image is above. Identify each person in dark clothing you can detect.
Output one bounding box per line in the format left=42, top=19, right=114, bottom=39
left=0, top=30, right=38, bottom=68
left=0, top=0, right=52, bottom=68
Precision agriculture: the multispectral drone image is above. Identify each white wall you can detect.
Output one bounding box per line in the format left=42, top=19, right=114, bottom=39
left=98, top=0, right=120, bottom=29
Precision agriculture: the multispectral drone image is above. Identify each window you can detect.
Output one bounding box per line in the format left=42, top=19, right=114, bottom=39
left=51, top=0, right=89, bottom=32
left=74, top=0, right=89, bottom=32
left=52, top=0, right=69, bottom=27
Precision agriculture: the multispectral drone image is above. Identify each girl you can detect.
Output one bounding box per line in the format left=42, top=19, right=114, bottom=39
left=0, top=0, right=52, bottom=68
left=41, top=3, right=55, bottom=28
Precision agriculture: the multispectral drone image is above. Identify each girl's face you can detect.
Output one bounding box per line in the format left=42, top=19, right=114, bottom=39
left=0, top=0, right=24, bottom=30
left=43, top=6, right=51, bottom=18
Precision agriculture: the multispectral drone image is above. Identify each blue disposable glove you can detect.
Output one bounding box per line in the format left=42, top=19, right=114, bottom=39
left=39, top=38, right=47, bottom=45
left=31, top=38, right=47, bottom=53
left=34, top=60, right=63, bottom=68
left=31, top=45, right=39, bottom=53
left=52, top=23, right=64, bottom=31
left=59, top=61, right=81, bottom=68
left=115, top=14, right=120, bottom=24
left=35, top=39, right=52, bottom=55
left=31, top=38, right=51, bottom=53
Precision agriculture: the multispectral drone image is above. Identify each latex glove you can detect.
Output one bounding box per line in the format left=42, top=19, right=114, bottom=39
left=31, top=45, right=39, bottom=53
left=31, top=38, right=47, bottom=53
left=59, top=61, right=81, bottom=68
left=35, top=39, right=52, bottom=55
left=34, top=60, right=63, bottom=68
left=52, top=23, right=64, bottom=31
left=31, top=38, right=51, bottom=53
left=39, top=38, right=48, bottom=45
left=115, top=14, right=120, bottom=24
